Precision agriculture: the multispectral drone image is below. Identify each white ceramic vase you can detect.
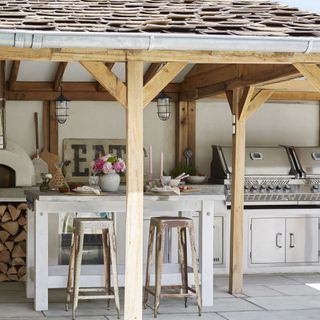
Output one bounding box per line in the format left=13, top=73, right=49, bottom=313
left=99, top=173, right=120, bottom=192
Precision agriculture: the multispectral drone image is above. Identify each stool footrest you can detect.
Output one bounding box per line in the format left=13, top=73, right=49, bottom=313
left=67, top=287, right=108, bottom=293
left=78, top=295, right=115, bottom=300
left=145, top=286, right=197, bottom=298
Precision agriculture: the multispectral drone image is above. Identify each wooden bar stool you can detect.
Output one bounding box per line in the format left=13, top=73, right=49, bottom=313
left=144, top=216, right=202, bottom=317
left=65, top=218, right=120, bottom=320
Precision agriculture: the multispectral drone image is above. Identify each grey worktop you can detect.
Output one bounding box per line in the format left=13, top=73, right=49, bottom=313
left=0, top=187, right=32, bottom=202
left=1, top=185, right=225, bottom=202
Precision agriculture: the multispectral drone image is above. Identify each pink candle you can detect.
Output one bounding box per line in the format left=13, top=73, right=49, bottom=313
left=160, top=151, right=164, bottom=177
left=149, top=145, right=153, bottom=179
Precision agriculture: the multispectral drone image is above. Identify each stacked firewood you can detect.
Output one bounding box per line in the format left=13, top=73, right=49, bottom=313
left=0, top=203, right=27, bottom=282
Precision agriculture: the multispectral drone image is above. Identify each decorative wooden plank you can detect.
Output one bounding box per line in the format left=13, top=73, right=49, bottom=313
left=0, top=60, right=6, bottom=149
left=8, top=61, right=20, bottom=91
left=49, top=100, right=58, bottom=155
left=43, top=101, right=50, bottom=152
left=80, top=61, right=127, bottom=108
left=124, top=60, right=144, bottom=320
left=53, top=62, right=67, bottom=91
left=143, top=62, right=187, bottom=107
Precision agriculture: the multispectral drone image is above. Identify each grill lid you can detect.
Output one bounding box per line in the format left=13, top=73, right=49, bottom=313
left=291, top=147, right=320, bottom=178
left=211, top=145, right=298, bottom=182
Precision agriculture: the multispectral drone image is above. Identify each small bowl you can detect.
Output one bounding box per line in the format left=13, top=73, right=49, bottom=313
left=169, top=179, right=181, bottom=187
left=186, top=176, right=207, bottom=184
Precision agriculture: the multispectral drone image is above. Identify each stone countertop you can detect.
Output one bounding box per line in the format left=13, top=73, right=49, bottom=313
left=0, top=187, right=32, bottom=202
left=25, top=184, right=225, bottom=202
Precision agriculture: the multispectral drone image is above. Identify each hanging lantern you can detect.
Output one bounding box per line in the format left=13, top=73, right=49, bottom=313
left=55, top=86, right=69, bottom=124
left=156, top=91, right=171, bottom=121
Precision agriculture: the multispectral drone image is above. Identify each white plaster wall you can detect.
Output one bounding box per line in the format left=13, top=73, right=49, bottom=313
left=6, top=101, right=43, bottom=156
left=3, top=99, right=320, bottom=179
left=196, top=100, right=320, bottom=176
left=5, top=100, right=175, bottom=178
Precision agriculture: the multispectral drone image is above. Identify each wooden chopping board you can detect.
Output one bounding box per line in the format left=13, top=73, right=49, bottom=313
left=39, top=105, right=59, bottom=175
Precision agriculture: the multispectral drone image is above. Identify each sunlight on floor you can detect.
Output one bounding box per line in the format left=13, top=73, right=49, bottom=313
left=306, top=283, right=320, bottom=291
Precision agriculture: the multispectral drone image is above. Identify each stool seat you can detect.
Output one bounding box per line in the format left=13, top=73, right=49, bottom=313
left=150, top=216, right=192, bottom=228
left=66, top=217, right=120, bottom=320
left=144, top=215, right=202, bottom=318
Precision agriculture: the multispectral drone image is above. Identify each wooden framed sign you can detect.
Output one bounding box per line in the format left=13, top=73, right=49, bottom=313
left=63, top=138, right=126, bottom=183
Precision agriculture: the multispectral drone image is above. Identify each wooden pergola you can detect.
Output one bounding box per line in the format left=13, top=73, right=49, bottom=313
left=1, top=47, right=320, bottom=319
left=1, top=1, right=320, bottom=319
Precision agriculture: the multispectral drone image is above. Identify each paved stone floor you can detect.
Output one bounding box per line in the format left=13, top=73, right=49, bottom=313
left=1, top=273, right=320, bottom=319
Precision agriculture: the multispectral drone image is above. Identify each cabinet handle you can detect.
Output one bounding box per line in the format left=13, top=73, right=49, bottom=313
left=289, top=233, right=295, bottom=248
left=276, top=233, right=282, bottom=248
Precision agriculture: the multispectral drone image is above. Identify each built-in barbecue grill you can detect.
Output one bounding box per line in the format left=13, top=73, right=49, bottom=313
left=211, top=145, right=320, bottom=204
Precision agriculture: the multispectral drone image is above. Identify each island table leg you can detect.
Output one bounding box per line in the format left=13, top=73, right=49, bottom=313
left=34, top=204, right=49, bottom=311
left=199, top=200, right=214, bottom=306
left=26, top=208, right=35, bottom=298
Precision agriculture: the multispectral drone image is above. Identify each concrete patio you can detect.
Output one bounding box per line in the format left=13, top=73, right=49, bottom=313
left=1, top=273, right=320, bottom=320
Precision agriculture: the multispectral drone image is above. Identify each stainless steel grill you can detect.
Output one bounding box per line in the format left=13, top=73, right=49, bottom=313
left=210, top=145, right=320, bottom=204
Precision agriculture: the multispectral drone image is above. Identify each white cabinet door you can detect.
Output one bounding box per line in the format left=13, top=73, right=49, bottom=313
left=286, top=217, right=319, bottom=263
left=213, top=216, right=223, bottom=265
left=251, top=218, right=285, bottom=264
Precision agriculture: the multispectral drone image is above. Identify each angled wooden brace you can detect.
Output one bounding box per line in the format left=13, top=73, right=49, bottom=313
left=80, top=61, right=127, bottom=108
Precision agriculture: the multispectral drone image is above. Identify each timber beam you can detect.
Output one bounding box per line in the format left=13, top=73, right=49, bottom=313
left=293, top=63, right=320, bottom=92
left=143, top=63, right=163, bottom=85
left=53, top=62, right=67, bottom=91
left=5, top=81, right=179, bottom=102
left=143, top=62, right=187, bottom=107
left=80, top=61, right=127, bottom=107
left=180, top=64, right=300, bottom=101
left=8, top=61, right=20, bottom=91
left=2, top=47, right=320, bottom=64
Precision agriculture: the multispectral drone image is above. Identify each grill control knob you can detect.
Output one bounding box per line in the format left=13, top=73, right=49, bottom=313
left=276, top=185, right=282, bottom=191
left=244, top=185, right=249, bottom=191
left=267, top=185, right=275, bottom=191
left=284, top=184, right=291, bottom=191
left=260, top=185, right=266, bottom=191
left=312, top=185, right=319, bottom=192
left=251, top=185, right=258, bottom=192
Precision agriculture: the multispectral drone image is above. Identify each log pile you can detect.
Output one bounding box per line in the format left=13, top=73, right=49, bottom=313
left=0, top=203, right=27, bottom=282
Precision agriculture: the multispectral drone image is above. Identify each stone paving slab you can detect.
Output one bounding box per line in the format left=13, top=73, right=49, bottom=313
left=220, top=309, right=320, bottom=320
left=245, top=295, right=320, bottom=311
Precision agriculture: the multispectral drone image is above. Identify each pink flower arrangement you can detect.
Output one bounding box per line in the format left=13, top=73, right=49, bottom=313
left=92, top=154, right=126, bottom=175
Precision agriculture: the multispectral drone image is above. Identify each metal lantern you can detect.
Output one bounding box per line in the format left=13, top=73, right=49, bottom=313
left=55, top=86, right=69, bottom=124
left=156, top=91, right=171, bottom=121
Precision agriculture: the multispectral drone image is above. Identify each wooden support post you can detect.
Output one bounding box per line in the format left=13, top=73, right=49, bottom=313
left=227, top=86, right=271, bottom=294
left=228, top=88, right=246, bottom=294
left=175, top=100, right=196, bottom=167
left=124, top=60, right=144, bottom=320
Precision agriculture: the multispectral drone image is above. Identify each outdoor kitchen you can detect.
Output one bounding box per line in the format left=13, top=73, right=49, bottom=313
left=1, top=0, right=320, bottom=320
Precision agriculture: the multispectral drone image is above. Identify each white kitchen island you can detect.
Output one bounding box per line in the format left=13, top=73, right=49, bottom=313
left=25, top=188, right=224, bottom=311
